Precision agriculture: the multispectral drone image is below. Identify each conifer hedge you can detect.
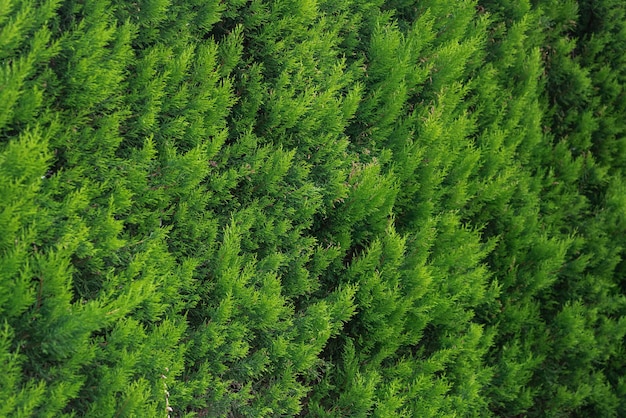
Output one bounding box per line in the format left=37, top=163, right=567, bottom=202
left=1, top=0, right=625, bottom=416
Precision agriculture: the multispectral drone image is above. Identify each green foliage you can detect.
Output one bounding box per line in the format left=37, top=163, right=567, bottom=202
left=1, top=0, right=625, bottom=416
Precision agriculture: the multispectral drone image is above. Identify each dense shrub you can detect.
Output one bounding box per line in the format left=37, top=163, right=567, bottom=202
left=1, top=0, right=624, bottom=416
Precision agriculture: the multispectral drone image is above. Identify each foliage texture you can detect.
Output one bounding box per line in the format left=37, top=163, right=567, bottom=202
left=1, top=0, right=625, bottom=416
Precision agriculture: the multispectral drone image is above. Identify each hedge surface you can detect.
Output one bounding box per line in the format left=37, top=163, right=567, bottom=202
left=1, top=0, right=625, bottom=416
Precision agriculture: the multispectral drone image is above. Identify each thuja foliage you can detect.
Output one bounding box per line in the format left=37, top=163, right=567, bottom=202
left=1, top=0, right=625, bottom=416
